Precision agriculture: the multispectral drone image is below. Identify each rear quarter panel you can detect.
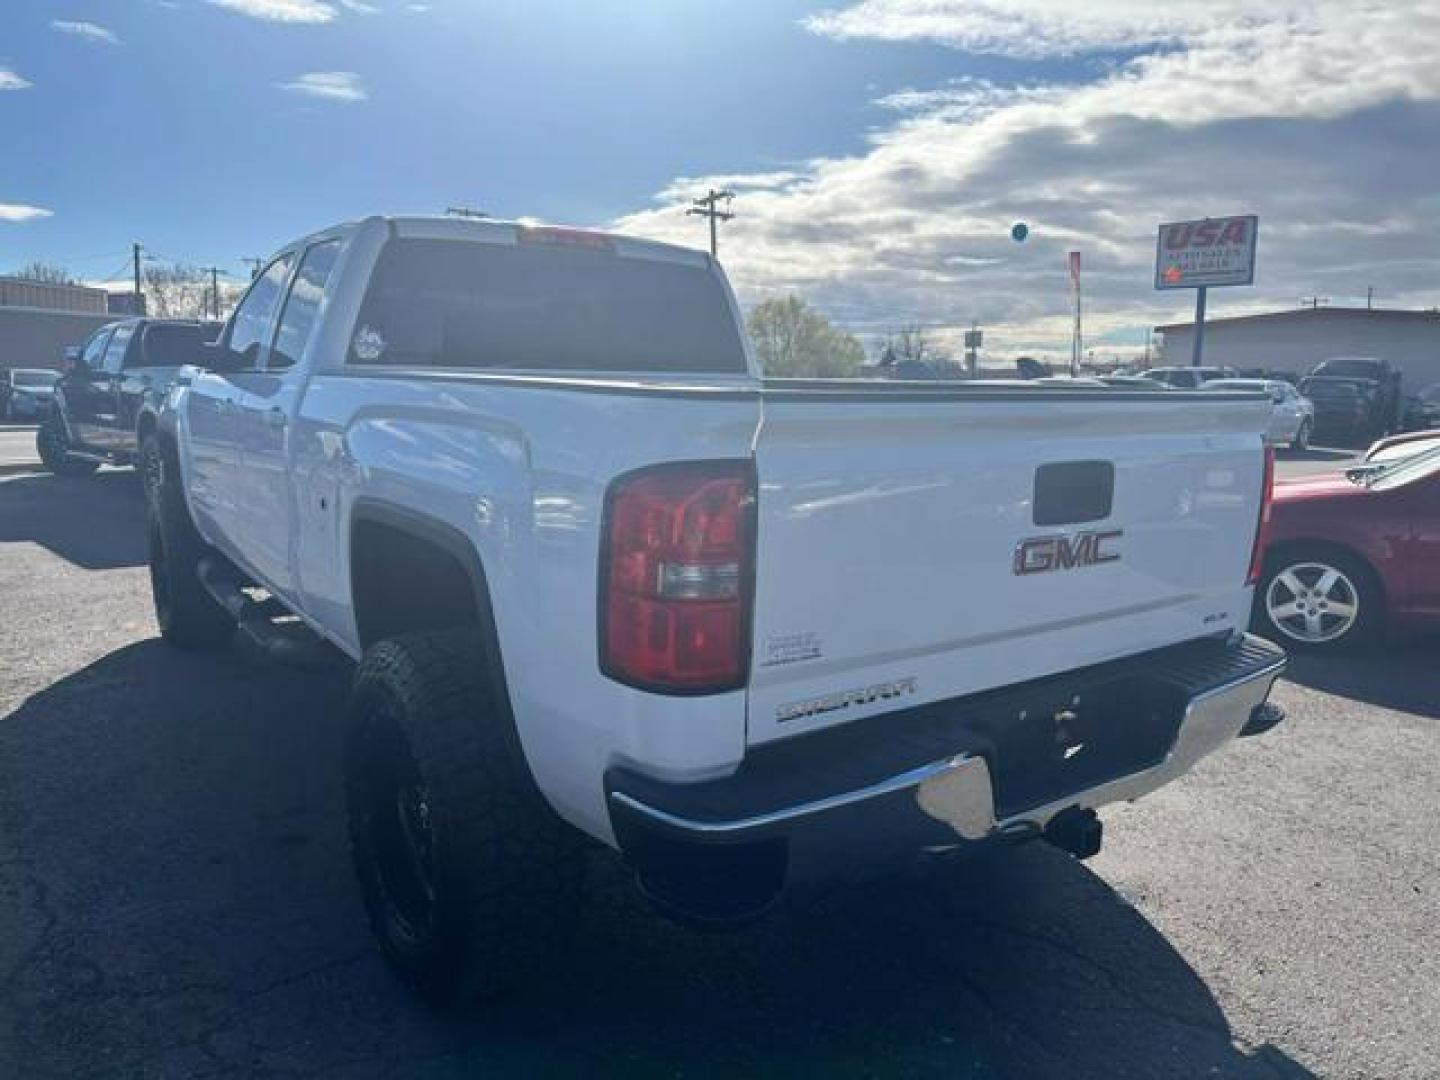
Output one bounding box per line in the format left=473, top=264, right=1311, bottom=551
left=293, top=374, right=761, bottom=844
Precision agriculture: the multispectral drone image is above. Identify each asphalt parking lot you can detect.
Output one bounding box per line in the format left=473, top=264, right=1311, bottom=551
left=1, top=458, right=1436, bottom=1079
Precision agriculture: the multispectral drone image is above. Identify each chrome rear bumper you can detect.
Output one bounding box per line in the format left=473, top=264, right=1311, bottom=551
left=607, top=633, right=1286, bottom=921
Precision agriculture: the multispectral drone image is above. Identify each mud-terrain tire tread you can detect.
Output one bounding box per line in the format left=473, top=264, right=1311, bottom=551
left=36, top=411, right=99, bottom=476
left=346, top=630, right=584, bottom=1005
left=147, top=434, right=234, bottom=650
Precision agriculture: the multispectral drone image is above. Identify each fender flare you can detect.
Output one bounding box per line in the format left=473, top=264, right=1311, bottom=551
left=348, top=498, right=542, bottom=791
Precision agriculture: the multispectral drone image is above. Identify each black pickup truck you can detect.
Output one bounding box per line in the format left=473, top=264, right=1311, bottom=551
left=37, top=318, right=220, bottom=479
left=1304, top=356, right=1403, bottom=440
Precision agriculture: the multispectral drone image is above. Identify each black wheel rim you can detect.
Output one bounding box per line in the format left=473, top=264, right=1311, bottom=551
left=358, top=694, right=440, bottom=943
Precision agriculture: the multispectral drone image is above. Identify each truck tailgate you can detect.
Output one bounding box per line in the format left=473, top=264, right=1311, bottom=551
left=746, top=387, right=1270, bottom=746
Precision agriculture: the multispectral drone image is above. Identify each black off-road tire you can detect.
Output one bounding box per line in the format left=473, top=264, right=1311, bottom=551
left=36, top=410, right=99, bottom=477
left=147, top=435, right=235, bottom=650
left=1290, top=418, right=1311, bottom=451
left=345, top=631, right=585, bottom=1006
left=139, top=432, right=167, bottom=512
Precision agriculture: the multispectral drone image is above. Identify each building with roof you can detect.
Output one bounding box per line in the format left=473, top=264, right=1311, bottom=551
left=1155, top=307, right=1440, bottom=393
left=0, top=275, right=121, bottom=376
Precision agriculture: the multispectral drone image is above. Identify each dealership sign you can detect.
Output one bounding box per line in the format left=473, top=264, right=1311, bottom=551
left=1154, top=215, right=1257, bottom=290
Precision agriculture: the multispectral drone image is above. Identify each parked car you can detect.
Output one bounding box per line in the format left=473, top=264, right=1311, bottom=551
left=1253, top=444, right=1440, bottom=651
left=1306, top=356, right=1401, bottom=437
left=1032, top=375, right=1109, bottom=387
left=1297, top=376, right=1377, bottom=443
left=1363, top=429, right=1440, bottom=465
left=1140, top=365, right=1237, bottom=389
left=1402, top=382, right=1440, bottom=431
left=37, top=318, right=220, bottom=480
left=1, top=367, right=61, bottom=420
left=1097, top=374, right=1168, bottom=390
left=148, top=214, right=1284, bottom=1004
left=1203, top=378, right=1314, bottom=449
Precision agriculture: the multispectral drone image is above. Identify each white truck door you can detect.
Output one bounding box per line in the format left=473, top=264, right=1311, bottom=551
left=187, top=252, right=294, bottom=560
left=232, top=239, right=342, bottom=605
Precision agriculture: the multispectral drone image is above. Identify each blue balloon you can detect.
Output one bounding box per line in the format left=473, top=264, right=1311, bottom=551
left=1011, top=222, right=1029, bottom=242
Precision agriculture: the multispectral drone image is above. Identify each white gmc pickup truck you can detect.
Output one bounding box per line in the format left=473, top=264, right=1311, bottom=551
left=147, top=215, right=1286, bottom=1003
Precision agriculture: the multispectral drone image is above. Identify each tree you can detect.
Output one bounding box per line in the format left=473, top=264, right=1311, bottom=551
left=879, top=326, right=932, bottom=366
left=11, top=260, right=76, bottom=285
left=142, top=260, right=241, bottom=320
left=746, top=295, right=865, bottom=378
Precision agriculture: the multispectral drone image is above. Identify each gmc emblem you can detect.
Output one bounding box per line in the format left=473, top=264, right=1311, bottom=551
left=1013, top=529, right=1123, bottom=575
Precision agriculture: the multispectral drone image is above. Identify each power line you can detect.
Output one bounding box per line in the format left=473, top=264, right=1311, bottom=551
left=686, top=189, right=734, bottom=258
left=41, top=249, right=133, bottom=267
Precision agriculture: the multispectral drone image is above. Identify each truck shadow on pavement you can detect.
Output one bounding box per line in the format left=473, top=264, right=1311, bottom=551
left=1281, top=635, right=1440, bottom=720
left=0, top=639, right=1316, bottom=1078
left=0, top=469, right=145, bottom=570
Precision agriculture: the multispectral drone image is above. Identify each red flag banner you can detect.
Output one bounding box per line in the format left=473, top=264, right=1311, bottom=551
left=1068, top=250, right=1081, bottom=290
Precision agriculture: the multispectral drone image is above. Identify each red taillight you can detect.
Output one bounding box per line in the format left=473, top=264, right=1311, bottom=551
left=1246, top=444, right=1275, bottom=586
left=600, top=462, right=754, bottom=693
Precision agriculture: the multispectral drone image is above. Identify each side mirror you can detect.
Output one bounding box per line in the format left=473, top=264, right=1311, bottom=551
left=197, top=339, right=243, bottom=373
left=62, top=346, right=82, bottom=375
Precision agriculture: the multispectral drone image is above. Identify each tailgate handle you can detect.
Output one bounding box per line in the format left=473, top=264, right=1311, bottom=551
left=1033, top=461, right=1114, bottom=526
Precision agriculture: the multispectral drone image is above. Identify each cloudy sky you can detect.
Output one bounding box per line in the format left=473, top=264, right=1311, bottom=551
left=3, top=0, right=1437, bottom=361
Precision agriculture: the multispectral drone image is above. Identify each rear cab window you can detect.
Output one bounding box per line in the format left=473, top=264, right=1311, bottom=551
left=347, top=235, right=747, bottom=374
left=138, top=323, right=212, bottom=368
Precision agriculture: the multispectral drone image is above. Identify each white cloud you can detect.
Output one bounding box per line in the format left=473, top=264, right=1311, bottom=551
left=0, top=204, right=54, bottom=223
left=277, top=71, right=367, bottom=102
left=616, top=0, right=1440, bottom=362
left=805, top=0, right=1207, bottom=59
left=50, top=20, right=123, bottom=45
left=208, top=0, right=337, bottom=23
left=336, top=0, right=380, bottom=12
left=0, top=67, right=33, bottom=91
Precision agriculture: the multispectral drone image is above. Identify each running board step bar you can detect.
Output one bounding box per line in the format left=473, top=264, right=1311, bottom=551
left=196, top=557, right=328, bottom=665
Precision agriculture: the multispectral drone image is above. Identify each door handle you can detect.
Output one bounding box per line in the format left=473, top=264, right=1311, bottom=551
left=266, top=407, right=287, bottom=429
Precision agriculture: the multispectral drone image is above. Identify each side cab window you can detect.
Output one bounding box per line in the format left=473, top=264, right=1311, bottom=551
left=101, top=323, right=136, bottom=374
left=80, top=328, right=112, bottom=373
left=268, top=240, right=342, bottom=371
left=222, top=253, right=296, bottom=370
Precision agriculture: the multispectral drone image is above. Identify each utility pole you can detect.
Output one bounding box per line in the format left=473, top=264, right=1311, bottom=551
left=1068, top=251, right=1082, bottom=376
left=686, top=189, right=734, bottom=258
left=1191, top=286, right=1207, bottom=367
left=241, top=257, right=264, bottom=280
left=1367, top=285, right=1374, bottom=310
left=200, top=266, right=222, bottom=319
left=1301, top=296, right=1330, bottom=309
left=132, top=242, right=144, bottom=314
